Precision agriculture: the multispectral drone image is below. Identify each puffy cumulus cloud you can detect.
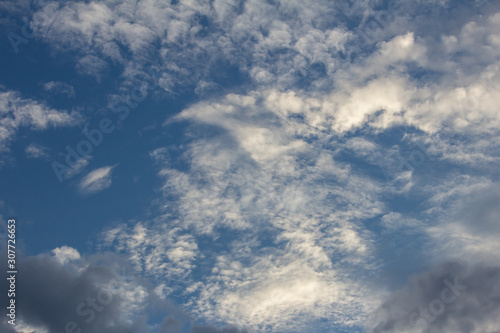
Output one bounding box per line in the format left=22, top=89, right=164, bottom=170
left=366, top=261, right=500, bottom=333
left=78, top=165, right=117, bottom=195
left=149, top=25, right=498, bottom=139
left=436, top=10, right=500, bottom=71
left=171, top=70, right=498, bottom=192
left=0, top=89, right=82, bottom=152
left=313, top=29, right=500, bottom=136
left=52, top=245, right=81, bottom=265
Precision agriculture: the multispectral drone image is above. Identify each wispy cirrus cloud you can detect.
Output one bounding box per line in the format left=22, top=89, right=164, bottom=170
left=43, top=81, right=76, bottom=98
left=0, top=89, right=82, bottom=153
left=25, top=143, right=50, bottom=159
left=78, top=165, right=117, bottom=195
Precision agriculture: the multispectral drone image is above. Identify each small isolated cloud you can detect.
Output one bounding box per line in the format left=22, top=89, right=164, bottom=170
left=43, top=81, right=76, bottom=98
left=52, top=246, right=80, bottom=265
left=78, top=165, right=116, bottom=195
left=25, top=143, right=49, bottom=159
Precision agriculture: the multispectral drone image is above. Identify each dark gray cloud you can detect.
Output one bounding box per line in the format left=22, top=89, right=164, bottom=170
left=0, top=250, right=137, bottom=333
left=366, top=261, right=500, bottom=333
left=156, top=316, right=247, bottom=333
left=155, top=315, right=247, bottom=333
left=191, top=326, right=247, bottom=333
left=0, top=244, right=247, bottom=333
left=456, top=184, right=500, bottom=236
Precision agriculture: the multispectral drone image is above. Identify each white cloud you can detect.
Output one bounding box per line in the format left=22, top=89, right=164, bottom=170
left=21, top=0, right=500, bottom=331
left=77, top=55, right=109, bottom=81
left=191, top=253, right=370, bottom=330
left=102, top=222, right=198, bottom=281
left=52, top=245, right=81, bottom=265
left=380, top=212, right=421, bottom=231
left=78, top=165, right=116, bottom=194
left=420, top=177, right=500, bottom=265
left=152, top=36, right=500, bottom=324
left=106, top=89, right=388, bottom=330
left=63, top=155, right=92, bottom=180
left=7, top=321, right=49, bottom=333
left=43, top=81, right=75, bottom=98
left=0, top=89, right=82, bottom=152
left=107, top=46, right=500, bottom=325
left=7, top=250, right=162, bottom=332
left=25, top=143, right=49, bottom=159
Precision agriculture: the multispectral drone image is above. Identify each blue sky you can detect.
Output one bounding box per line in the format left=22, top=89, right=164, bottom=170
left=1, top=0, right=500, bottom=332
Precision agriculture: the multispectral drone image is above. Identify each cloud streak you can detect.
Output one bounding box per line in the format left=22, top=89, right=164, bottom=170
left=78, top=165, right=117, bottom=195
left=0, top=88, right=82, bottom=153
